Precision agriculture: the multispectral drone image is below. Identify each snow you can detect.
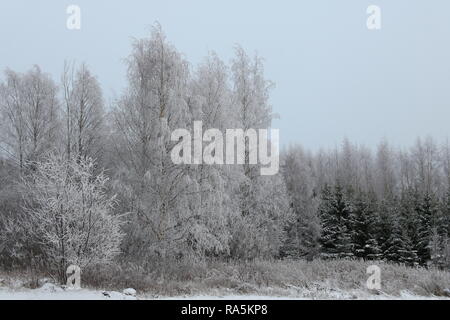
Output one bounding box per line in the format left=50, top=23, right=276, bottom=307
left=0, top=283, right=448, bottom=300
left=146, top=290, right=450, bottom=300
left=0, top=287, right=137, bottom=300
left=0, top=289, right=448, bottom=300
left=157, top=295, right=306, bottom=300
left=123, top=288, right=137, bottom=296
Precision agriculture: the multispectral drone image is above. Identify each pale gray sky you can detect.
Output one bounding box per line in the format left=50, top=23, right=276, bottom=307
left=1, top=0, right=449, bottom=149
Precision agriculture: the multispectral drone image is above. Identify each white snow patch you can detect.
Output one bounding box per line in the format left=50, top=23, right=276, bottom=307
left=0, top=287, right=137, bottom=300
left=123, top=288, right=137, bottom=296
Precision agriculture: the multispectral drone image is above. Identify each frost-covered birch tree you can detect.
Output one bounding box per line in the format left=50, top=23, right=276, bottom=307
left=229, top=46, right=292, bottom=259
left=186, top=52, right=234, bottom=256
left=281, top=146, right=320, bottom=259
left=0, top=66, right=60, bottom=172
left=112, top=24, right=196, bottom=261
left=20, top=155, right=123, bottom=283
left=61, top=62, right=105, bottom=162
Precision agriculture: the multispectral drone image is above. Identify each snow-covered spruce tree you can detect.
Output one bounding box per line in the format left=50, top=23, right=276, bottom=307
left=318, top=185, right=337, bottom=259
left=376, top=199, right=394, bottom=260
left=398, top=187, right=421, bottom=256
left=350, top=191, right=381, bottom=260
left=379, top=192, right=419, bottom=265
left=383, top=221, right=418, bottom=266
left=439, top=187, right=450, bottom=237
left=319, top=184, right=354, bottom=259
left=426, top=192, right=450, bottom=268
left=382, top=219, right=404, bottom=263
left=20, top=154, right=123, bottom=283
left=429, top=227, right=448, bottom=268
left=434, top=186, right=450, bottom=268
left=416, top=193, right=440, bottom=265
left=435, top=147, right=450, bottom=268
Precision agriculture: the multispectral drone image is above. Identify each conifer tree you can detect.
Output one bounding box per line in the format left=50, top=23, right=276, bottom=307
left=399, top=188, right=421, bottom=255
left=384, top=222, right=406, bottom=263
left=351, top=191, right=381, bottom=260
left=319, top=184, right=354, bottom=259
left=376, top=197, right=396, bottom=260
left=416, top=193, right=439, bottom=265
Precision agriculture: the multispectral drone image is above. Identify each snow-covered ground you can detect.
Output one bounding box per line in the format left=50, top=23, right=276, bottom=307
left=0, top=284, right=448, bottom=300
left=0, top=286, right=137, bottom=300
left=154, top=291, right=449, bottom=300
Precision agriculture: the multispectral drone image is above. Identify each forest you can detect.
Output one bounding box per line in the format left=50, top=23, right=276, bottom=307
left=0, top=25, right=449, bottom=287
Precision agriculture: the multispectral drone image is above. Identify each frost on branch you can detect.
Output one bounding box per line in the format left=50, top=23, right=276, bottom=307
left=20, top=155, right=124, bottom=283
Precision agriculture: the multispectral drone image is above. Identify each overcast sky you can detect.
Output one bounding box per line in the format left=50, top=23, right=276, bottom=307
left=1, top=0, right=449, bottom=150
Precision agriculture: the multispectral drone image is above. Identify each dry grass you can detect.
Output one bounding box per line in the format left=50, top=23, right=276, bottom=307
left=77, top=258, right=450, bottom=298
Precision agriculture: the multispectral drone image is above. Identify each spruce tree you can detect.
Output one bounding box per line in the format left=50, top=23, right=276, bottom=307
left=377, top=197, right=397, bottom=260
left=350, top=191, right=382, bottom=260
left=416, top=193, right=439, bottom=265
left=399, top=187, right=421, bottom=252
left=319, top=183, right=354, bottom=259
left=429, top=227, right=446, bottom=268
left=384, top=222, right=404, bottom=262
left=440, top=187, right=450, bottom=238
left=398, top=232, right=419, bottom=266
left=319, top=185, right=339, bottom=259
left=365, top=238, right=382, bottom=260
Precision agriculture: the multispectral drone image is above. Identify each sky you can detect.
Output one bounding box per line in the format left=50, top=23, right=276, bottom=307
left=0, top=0, right=449, bottom=150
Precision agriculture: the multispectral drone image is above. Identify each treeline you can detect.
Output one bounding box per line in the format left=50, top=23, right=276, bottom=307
left=0, top=25, right=448, bottom=283
left=282, top=139, right=450, bottom=268
left=0, top=25, right=291, bottom=282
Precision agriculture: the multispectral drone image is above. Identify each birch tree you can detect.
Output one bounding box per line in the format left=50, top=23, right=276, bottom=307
left=281, top=146, right=320, bottom=259
left=229, top=46, right=292, bottom=259
left=20, top=155, right=123, bottom=283
left=61, top=62, right=105, bottom=162
left=113, top=24, right=195, bottom=261
left=0, top=66, right=60, bottom=172
left=186, top=52, right=234, bottom=255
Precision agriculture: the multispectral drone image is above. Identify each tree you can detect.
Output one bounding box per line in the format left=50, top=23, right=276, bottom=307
left=429, top=227, right=449, bottom=268
left=112, top=24, right=196, bottom=262
left=62, top=62, right=105, bottom=162
left=229, top=174, right=292, bottom=259
left=19, top=154, right=123, bottom=283
left=383, top=220, right=418, bottom=266
left=375, top=139, right=397, bottom=198
left=416, top=193, right=439, bottom=264
left=281, top=146, right=320, bottom=259
left=411, top=137, right=440, bottom=195
left=319, top=184, right=354, bottom=259
left=228, top=45, right=292, bottom=259
left=350, top=191, right=381, bottom=260
left=399, top=187, right=417, bottom=234
left=185, top=52, right=234, bottom=256
left=0, top=66, right=60, bottom=173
